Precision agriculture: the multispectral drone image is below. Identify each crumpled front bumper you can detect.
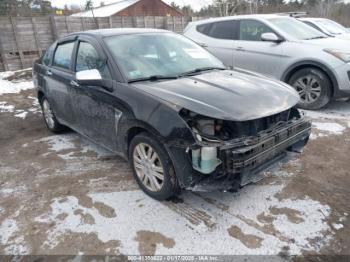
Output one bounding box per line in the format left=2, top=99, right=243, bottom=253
left=187, top=117, right=312, bottom=192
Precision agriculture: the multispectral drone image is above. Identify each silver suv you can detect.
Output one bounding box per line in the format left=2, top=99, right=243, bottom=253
left=184, top=15, right=350, bottom=109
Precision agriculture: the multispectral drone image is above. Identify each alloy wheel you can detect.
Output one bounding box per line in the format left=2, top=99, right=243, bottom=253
left=133, top=143, right=165, bottom=192
left=292, top=75, right=322, bottom=104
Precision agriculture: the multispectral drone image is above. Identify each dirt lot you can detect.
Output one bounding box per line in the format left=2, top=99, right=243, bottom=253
left=0, top=72, right=349, bottom=258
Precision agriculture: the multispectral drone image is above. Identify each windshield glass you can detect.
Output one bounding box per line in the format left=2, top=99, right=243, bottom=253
left=104, top=33, right=224, bottom=81
left=268, top=17, right=327, bottom=40
left=315, top=19, right=348, bottom=35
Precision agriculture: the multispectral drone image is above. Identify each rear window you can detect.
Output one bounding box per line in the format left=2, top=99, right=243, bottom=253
left=197, top=20, right=237, bottom=40
left=53, top=42, right=75, bottom=70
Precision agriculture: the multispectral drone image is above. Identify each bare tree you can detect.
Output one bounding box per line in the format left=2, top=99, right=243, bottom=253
left=85, top=0, right=98, bottom=27
left=214, top=0, right=245, bottom=16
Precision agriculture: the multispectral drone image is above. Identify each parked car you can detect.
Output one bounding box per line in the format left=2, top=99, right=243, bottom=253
left=299, top=18, right=350, bottom=40
left=184, top=15, right=350, bottom=110
left=33, top=29, right=311, bottom=200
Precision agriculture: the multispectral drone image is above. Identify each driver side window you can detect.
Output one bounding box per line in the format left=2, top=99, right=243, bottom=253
left=75, top=41, right=111, bottom=79
left=239, top=20, right=273, bottom=41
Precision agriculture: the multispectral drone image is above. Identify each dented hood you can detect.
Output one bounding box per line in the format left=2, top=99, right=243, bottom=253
left=132, top=70, right=300, bottom=121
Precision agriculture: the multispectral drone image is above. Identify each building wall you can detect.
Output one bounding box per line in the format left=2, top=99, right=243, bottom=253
left=115, top=0, right=183, bottom=17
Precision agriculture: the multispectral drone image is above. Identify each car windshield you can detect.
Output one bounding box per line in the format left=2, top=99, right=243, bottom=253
left=268, top=17, right=328, bottom=40
left=315, top=19, right=348, bottom=35
left=104, top=33, right=225, bottom=81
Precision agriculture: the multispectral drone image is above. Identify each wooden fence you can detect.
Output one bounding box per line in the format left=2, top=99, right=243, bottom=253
left=0, top=15, right=204, bottom=72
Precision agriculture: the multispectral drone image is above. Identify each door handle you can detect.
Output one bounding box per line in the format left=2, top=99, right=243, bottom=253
left=46, top=70, right=53, bottom=76
left=70, top=80, right=79, bottom=87
left=236, top=47, right=245, bottom=51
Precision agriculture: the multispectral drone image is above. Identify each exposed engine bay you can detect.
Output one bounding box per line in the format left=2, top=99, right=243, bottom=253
left=179, top=108, right=312, bottom=191
left=180, top=108, right=301, bottom=142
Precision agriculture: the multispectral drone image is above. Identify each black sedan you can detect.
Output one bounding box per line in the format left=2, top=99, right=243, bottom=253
left=33, top=29, right=311, bottom=200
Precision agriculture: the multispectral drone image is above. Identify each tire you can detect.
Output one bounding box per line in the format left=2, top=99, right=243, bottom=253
left=40, top=97, right=66, bottom=133
left=129, top=132, right=180, bottom=200
left=288, top=68, right=331, bottom=110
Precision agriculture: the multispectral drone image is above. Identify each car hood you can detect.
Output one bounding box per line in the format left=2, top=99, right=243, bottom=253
left=336, top=33, right=350, bottom=40
left=131, top=70, right=299, bottom=121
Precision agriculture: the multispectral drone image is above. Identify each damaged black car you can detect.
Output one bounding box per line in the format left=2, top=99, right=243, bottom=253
left=33, top=29, right=311, bottom=200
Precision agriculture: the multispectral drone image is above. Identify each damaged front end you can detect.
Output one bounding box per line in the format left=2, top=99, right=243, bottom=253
left=179, top=107, right=311, bottom=192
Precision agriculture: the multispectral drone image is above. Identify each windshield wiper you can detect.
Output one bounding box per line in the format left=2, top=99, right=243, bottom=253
left=305, top=36, right=328, bottom=40
left=178, top=67, right=226, bottom=77
left=128, top=75, right=178, bottom=83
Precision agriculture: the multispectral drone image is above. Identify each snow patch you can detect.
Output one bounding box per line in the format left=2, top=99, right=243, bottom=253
left=14, top=111, right=28, bottom=119
left=37, top=134, right=113, bottom=160
left=0, top=78, right=33, bottom=95
left=36, top=182, right=333, bottom=255
left=0, top=185, right=27, bottom=197
left=37, top=135, right=76, bottom=152
left=0, top=219, right=18, bottom=245
left=312, top=122, right=346, bottom=135
left=332, top=223, right=343, bottom=230
left=0, top=102, right=15, bottom=113
left=303, top=101, right=350, bottom=120
left=0, top=218, right=29, bottom=254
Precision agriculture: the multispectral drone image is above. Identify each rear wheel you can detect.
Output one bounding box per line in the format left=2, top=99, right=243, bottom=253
left=289, top=68, right=331, bottom=110
left=129, top=132, right=180, bottom=200
left=41, top=97, right=66, bottom=133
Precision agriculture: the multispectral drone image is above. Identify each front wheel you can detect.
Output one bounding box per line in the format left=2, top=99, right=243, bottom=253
left=289, top=68, right=331, bottom=110
left=129, top=132, right=180, bottom=200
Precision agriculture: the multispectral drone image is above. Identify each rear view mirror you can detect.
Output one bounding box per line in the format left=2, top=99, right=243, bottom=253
left=261, top=33, right=283, bottom=43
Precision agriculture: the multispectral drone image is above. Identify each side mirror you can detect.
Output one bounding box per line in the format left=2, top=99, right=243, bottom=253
left=261, top=33, right=283, bottom=43
left=76, top=69, right=113, bottom=92
left=76, top=69, right=102, bottom=83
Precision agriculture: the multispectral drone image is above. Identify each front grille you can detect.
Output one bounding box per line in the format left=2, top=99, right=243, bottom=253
left=221, top=118, right=311, bottom=175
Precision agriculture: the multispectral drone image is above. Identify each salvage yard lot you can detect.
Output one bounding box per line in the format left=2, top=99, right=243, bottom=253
left=0, top=71, right=349, bottom=256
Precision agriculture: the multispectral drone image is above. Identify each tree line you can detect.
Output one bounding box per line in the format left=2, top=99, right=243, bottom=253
left=172, top=0, right=350, bottom=26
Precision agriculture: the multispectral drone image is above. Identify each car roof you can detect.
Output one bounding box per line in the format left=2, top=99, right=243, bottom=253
left=67, top=28, right=170, bottom=38
left=299, top=17, right=328, bottom=22
left=191, top=14, right=286, bottom=24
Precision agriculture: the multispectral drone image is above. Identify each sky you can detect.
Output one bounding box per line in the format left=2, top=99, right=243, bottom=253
left=50, top=0, right=350, bottom=12
left=50, top=0, right=213, bottom=12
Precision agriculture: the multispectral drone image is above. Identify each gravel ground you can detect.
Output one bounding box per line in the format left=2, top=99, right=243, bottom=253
left=0, top=71, right=349, bottom=258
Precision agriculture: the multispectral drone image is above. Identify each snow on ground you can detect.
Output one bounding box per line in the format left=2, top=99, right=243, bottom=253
left=0, top=219, right=28, bottom=255
left=302, top=101, right=350, bottom=140
left=0, top=76, right=33, bottom=95
left=0, top=102, right=15, bottom=113
left=312, top=122, right=346, bottom=135
left=0, top=72, right=36, bottom=119
left=36, top=134, right=114, bottom=160
left=35, top=183, right=332, bottom=255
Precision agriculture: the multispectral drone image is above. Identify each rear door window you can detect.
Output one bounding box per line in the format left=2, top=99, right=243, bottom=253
left=239, top=20, right=273, bottom=41
left=198, top=20, right=238, bottom=40
left=42, top=44, right=55, bottom=66
left=53, top=42, right=75, bottom=70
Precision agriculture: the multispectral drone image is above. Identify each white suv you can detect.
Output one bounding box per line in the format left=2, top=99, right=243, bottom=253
left=184, top=15, right=350, bottom=109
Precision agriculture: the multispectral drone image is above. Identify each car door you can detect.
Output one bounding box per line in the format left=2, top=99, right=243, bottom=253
left=44, top=38, right=77, bottom=125
left=233, top=19, right=284, bottom=78
left=195, top=20, right=238, bottom=68
left=70, top=36, right=118, bottom=151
